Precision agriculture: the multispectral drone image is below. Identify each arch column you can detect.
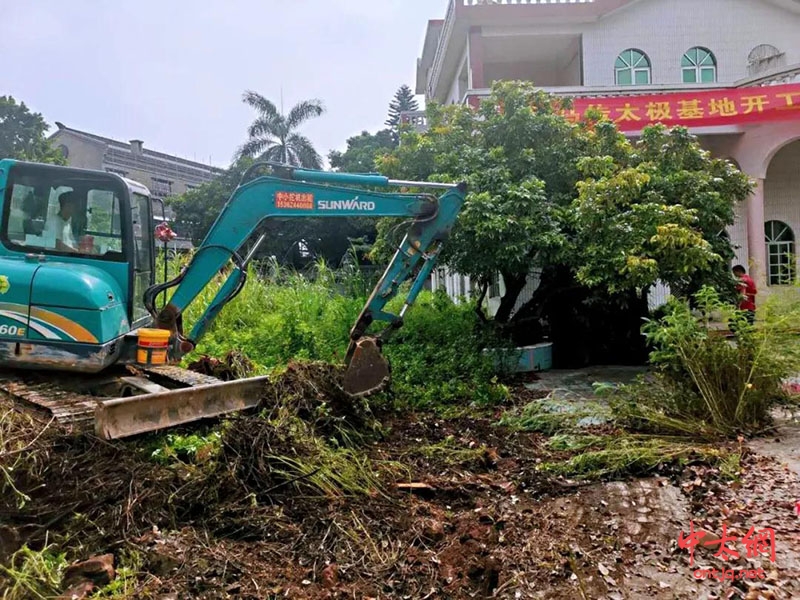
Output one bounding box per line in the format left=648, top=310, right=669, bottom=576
left=746, top=178, right=766, bottom=289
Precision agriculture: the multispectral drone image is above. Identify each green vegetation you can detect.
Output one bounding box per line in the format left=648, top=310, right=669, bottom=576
left=236, top=91, right=325, bottom=168
left=376, top=81, right=753, bottom=366
left=177, top=258, right=510, bottom=410
left=149, top=430, right=222, bottom=465
left=607, top=286, right=800, bottom=439
left=0, top=96, right=66, bottom=165
left=537, top=436, right=728, bottom=480
left=0, top=543, right=67, bottom=600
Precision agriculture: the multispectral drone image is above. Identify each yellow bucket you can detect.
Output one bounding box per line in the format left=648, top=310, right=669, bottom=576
left=136, top=328, right=172, bottom=365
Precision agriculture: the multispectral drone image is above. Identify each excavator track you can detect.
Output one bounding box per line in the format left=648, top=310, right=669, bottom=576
left=0, top=370, right=100, bottom=429
left=0, top=366, right=237, bottom=435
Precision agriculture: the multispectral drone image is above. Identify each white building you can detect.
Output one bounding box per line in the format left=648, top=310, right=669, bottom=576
left=409, top=0, right=800, bottom=315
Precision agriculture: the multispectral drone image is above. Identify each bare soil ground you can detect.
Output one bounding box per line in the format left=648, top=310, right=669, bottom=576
left=1, top=364, right=799, bottom=599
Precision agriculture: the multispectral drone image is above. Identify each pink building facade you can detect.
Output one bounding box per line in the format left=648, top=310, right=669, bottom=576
left=410, top=0, right=800, bottom=310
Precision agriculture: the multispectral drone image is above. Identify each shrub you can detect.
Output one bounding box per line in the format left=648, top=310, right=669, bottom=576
left=381, top=289, right=512, bottom=409
left=610, top=286, right=800, bottom=438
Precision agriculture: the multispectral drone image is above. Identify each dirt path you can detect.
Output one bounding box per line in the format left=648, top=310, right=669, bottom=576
left=2, top=369, right=800, bottom=599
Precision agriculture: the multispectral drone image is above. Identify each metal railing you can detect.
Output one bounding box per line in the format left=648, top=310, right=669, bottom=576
left=400, top=111, right=429, bottom=131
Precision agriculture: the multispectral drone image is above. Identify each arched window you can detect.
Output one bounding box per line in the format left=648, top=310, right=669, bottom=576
left=615, top=49, right=651, bottom=85
left=765, top=220, right=795, bottom=285
left=682, top=47, right=717, bottom=83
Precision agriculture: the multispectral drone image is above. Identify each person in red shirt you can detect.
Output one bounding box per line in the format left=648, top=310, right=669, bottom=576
left=732, top=265, right=757, bottom=324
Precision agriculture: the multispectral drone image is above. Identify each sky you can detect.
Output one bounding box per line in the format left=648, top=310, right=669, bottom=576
left=0, top=0, right=448, bottom=169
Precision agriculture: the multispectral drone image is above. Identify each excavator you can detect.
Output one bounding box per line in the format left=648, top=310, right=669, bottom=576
left=0, top=158, right=465, bottom=439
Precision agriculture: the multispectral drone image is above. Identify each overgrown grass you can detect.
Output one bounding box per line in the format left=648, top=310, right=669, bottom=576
left=0, top=543, right=67, bottom=600
left=403, top=435, right=491, bottom=466
left=179, top=259, right=366, bottom=371
left=166, top=254, right=510, bottom=410
left=0, top=543, right=144, bottom=600
left=498, top=394, right=611, bottom=435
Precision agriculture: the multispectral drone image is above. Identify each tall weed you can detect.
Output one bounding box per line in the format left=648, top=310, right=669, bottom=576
left=610, top=286, right=800, bottom=438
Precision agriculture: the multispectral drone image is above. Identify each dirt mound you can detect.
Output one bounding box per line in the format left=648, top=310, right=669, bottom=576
left=187, top=350, right=255, bottom=381
left=0, top=360, right=380, bottom=554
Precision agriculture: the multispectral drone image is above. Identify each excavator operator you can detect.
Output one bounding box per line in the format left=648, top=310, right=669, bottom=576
left=44, top=190, right=79, bottom=253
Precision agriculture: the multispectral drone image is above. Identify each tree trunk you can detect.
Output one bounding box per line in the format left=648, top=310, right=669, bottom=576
left=494, top=272, right=528, bottom=324
left=474, top=281, right=489, bottom=324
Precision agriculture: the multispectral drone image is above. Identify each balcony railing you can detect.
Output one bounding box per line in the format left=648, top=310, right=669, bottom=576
left=461, top=64, right=800, bottom=104
left=746, top=64, right=800, bottom=87
left=400, top=111, right=429, bottom=132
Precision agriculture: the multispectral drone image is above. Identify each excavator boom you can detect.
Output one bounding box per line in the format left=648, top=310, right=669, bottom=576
left=92, top=163, right=466, bottom=438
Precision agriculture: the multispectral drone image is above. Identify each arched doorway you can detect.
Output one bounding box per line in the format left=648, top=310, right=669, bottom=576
left=764, top=140, right=800, bottom=286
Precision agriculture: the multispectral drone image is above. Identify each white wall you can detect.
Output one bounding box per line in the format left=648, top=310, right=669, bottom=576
left=583, top=0, right=800, bottom=86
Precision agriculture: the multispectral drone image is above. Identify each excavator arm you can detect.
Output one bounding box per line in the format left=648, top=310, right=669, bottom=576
left=144, top=162, right=466, bottom=396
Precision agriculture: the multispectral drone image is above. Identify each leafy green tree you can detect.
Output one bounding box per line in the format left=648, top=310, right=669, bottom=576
left=570, top=123, right=751, bottom=299
left=237, top=91, right=325, bottom=169
left=377, top=81, right=752, bottom=366
left=385, top=85, right=419, bottom=139
left=328, top=129, right=396, bottom=173
left=0, top=96, right=65, bottom=164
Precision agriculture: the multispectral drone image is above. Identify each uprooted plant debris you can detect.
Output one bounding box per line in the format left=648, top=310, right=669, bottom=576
left=1, top=361, right=799, bottom=599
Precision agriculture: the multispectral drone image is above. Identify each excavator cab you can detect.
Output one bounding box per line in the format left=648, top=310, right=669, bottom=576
left=0, top=159, right=154, bottom=371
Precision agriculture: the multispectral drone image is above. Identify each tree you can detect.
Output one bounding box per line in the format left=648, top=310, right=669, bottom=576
left=328, top=129, right=396, bottom=173
left=385, top=85, right=419, bottom=137
left=0, top=96, right=65, bottom=164
left=376, top=81, right=752, bottom=366
left=237, top=91, right=325, bottom=169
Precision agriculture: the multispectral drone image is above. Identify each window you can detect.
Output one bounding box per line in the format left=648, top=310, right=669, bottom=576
left=150, top=178, right=172, bottom=197
left=3, top=163, right=125, bottom=259
left=765, top=220, right=795, bottom=286
left=615, top=49, right=651, bottom=85
left=130, top=192, right=154, bottom=322
left=682, top=47, right=717, bottom=83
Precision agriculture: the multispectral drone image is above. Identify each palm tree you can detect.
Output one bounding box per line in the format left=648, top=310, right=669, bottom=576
left=237, top=91, right=325, bottom=169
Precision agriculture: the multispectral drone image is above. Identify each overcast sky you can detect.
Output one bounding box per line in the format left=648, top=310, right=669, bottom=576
left=0, top=1, right=447, bottom=169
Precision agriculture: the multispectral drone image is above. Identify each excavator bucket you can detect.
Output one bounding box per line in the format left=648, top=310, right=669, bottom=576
left=342, top=337, right=391, bottom=397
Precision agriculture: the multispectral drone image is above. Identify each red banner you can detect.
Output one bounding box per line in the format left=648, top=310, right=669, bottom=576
left=467, top=82, right=800, bottom=132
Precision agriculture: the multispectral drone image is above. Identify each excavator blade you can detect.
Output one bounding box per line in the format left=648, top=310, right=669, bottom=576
left=94, top=376, right=271, bottom=440
left=342, top=337, right=391, bottom=397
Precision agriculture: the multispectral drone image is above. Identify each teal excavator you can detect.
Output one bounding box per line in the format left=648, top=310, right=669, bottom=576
left=0, top=159, right=465, bottom=439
